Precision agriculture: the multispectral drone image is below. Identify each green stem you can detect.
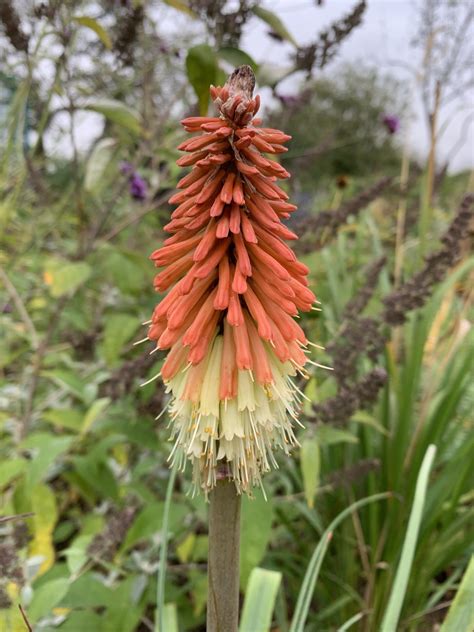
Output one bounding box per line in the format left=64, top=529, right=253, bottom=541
left=207, top=478, right=242, bottom=632
left=155, top=464, right=177, bottom=632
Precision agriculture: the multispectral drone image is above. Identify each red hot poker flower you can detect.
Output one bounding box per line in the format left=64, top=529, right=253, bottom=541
left=148, top=66, right=319, bottom=495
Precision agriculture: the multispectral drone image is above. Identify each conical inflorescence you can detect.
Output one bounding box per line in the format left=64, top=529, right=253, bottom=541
left=148, top=66, right=318, bottom=494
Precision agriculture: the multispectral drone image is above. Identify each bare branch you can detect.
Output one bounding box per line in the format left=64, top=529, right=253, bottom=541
left=0, top=265, right=39, bottom=350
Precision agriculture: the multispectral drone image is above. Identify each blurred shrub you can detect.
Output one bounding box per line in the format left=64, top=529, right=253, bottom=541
left=271, top=65, right=407, bottom=190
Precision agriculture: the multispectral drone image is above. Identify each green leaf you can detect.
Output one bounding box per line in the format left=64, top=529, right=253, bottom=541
left=41, top=369, right=92, bottom=403
left=122, top=500, right=187, bottom=553
left=440, top=556, right=474, bottom=632
left=352, top=412, right=390, bottom=436
left=187, top=570, right=207, bottom=617
left=190, top=535, right=208, bottom=562
left=161, top=604, right=179, bottom=632
left=101, top=247, right=148, bottom=293
left=252, top=6, right=297, bottom=47
left=100, top=314, right=138, bottom=366
left=64, top=534, right=94, bottom=574
left=29, top=484, right=59, bottom=575
left=44, top=259, right=91, bottom=297
left=49, top=611, right=103, bottom=631
left=300, top=438, right=320, bottom=508
left=315, top=425, right=359, bottom=445
left=72, top=16, right=112, bottom=49
left=0, top=458, right=27, bottom=488
left=82, top=397, right=111, bottom=435
left=31, top=483, right=58, bottom=532
left=100, top=415, right=159, bottom=450
left=381, top=445, right=437, bottom=632
left=84, top=137, right=117, bottom=193
left=59, top=573, right=111, bottom=608
left=20, top=434, right=73, bottom=486
left=303, top=376, right=318, bottom=415
left=162, top=0, right=197, bottom=18
left=289, top=492, right=391, bottom=632
left=240, top=488, right=274, bottom=589
left=42, top=408, right=84, bottom=432
left=176, top=533, right=195, bottom=564
left=218, top=47, right=259, bottom=72
left=102, top=577, right=146, bottom=632
left=72, top=454, right=119, bottom=502
left=186, top=45, right=219, bottom=115
left=240, top=568, right=282, bottom=632
left=28, top=577, right=70, bottom=623
left=84, top=99, right=141, bottom=135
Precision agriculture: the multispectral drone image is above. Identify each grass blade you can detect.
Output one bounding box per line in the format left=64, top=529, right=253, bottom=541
left=440, top=556, right=474, bottom=632
left=289, top=492, right=392, bottom=632
left=337, top=611, right=365, bottom=631
left=240, top=567, right=282, bottom=632
left=155, top=464, right=178, bottom=632
left=381, top=444, right=437, bottom=632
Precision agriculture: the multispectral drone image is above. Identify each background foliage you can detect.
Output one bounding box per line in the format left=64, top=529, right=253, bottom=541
left=0, top=2, right=473, bottom=631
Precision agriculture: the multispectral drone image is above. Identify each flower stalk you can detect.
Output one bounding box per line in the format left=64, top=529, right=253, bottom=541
left=147, top=64, right=323, bottom=630
left=207, top=474, right=241, bottom=632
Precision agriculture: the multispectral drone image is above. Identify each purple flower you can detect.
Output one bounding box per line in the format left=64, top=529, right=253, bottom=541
left=382, top=114, right=400, bottom=135
left=120, top=161, right=134, bottom=175
left=120, top=162, right=148, bottom=200
left=129, top=173, right=147, bottom=200
left=277, top=93, right=300, bottom=108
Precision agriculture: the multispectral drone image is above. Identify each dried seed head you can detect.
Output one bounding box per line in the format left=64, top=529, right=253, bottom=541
left=226, top=65, right=255, bottom=99
left=383, top=194, right=474, bottom=326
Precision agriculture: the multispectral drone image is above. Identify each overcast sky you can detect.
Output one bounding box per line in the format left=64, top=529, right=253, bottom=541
left=49, top=0, right=473, bottom=173
left=240, top=0, right=474, bottom=172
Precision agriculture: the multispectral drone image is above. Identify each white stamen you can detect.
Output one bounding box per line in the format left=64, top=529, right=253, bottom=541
left=307, top=340, right=325, bottom=350
left=155, top=402, right=170, bottom=420
left=133, top=337, right=150, bottom=346
left=140, top=371, right=161, bottom=387
left=307, top=360, right=334, bottom=370
left=162, top=335, right=302, bottom=495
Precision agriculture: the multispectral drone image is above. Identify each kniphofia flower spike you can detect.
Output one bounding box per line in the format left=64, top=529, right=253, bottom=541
left=148, top=66, right=319, bottom=495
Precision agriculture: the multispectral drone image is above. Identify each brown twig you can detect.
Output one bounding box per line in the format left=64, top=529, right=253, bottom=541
left=0, top=512, right=34, bottom=524
left=18, top=604, right=32, bottom=632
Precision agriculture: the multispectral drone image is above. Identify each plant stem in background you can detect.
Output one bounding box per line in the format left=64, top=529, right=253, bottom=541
left=394, top=146, right=410, bottom=288
left=393, top=144, right=410, bottom=357
left=207, top=478, right=242, bottom=632
left=156, top=465, right=177, bottom=632
left=0, top=264, right=39, bottom=350
left=425, top=82, right=441, bottom=208
left=419, top=80, right=441, bottom=261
